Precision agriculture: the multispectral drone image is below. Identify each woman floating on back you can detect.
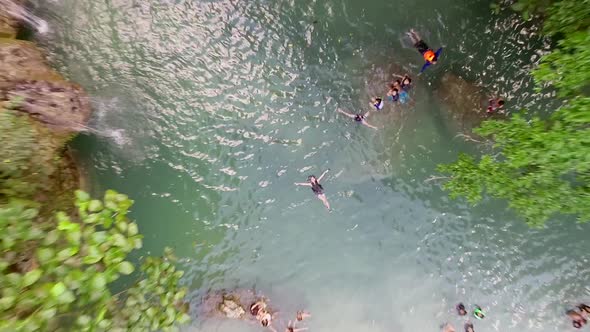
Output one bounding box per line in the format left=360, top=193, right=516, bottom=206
left=406, top=29, right=442, bottom=73
left=295, top=170, right=331, bottom=210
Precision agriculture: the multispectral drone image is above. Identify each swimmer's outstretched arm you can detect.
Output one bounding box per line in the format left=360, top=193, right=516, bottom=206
left=336, top=108, right=356, bottom=119
left=294, top=182, right=312, bottom=186
left=317, top=169, right=330, bottom=182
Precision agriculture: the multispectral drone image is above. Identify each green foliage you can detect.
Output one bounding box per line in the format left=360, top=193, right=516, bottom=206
left=439, top=98, right=590, bottom=226
left=0, top=190, right=190, bottom=331
left=0, top=110, right=42, bottom=200
left=503, top=0, right=554, bottom=20
left=442, top=0, right=590, bottom=225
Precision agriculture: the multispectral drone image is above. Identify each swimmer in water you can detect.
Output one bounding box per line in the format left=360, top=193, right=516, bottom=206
left=296, top=310, right=312, bottom=322
left=456, top=303, right=467, bottom=316
left=370, top=97, right=384, bottom=111
left=294, top=170, right=331, bottom=210
left=337, top=108, right=378, bottom=130
left=578, top=304, right=590, bottom=316
left=486, top=98, right=505, bottom=115
left=387, top=85, right=400, bottom=103
left=250, top=300, right=267, bottom=316
left=406, top=29, right=443, bottom=73
left=286, top=321, right=308, bottom=332
left=568, top=309, right=587, bottom=329
left=258, top=309, right=278, bottom=332
left=402, top=75, right=412, bottom=91
left=464, top=322, right=475, bottom=332
left=442, top=322, right=456, bottom=332
left=473, top=305, right=485, bottom=320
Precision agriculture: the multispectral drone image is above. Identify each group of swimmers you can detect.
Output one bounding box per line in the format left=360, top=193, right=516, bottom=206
left=567, top=304, right=590, bottom=328
left=297, top=29, right=444, bottom=209
left=249, top=300, right=311, bottom=332
left=443, top=303, right=486, bottom=332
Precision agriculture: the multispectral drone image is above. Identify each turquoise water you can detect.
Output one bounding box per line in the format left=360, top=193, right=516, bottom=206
left=36, top=0, right=590, bottom=331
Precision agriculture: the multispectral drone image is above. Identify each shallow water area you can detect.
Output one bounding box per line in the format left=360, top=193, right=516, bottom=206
left=34, top=0, right=590, bottom=331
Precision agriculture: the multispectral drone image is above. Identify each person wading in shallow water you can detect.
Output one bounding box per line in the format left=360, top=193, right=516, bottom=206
left=295, top=170, right=331, bottom=210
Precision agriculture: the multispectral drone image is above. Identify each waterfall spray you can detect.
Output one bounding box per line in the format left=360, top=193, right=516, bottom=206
left=0, top=0, right=49, bottom=34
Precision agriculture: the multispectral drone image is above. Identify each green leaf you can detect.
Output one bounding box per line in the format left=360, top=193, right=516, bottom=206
left=23, top=269, right=43, bottom=287
left=91, top=274, right=107, bottom=290
left=75, top=190, right=90, bottom=202
left=88, top=200, right=103, bottom=212
left=127, top=223, right=139, bottom=236
left=0, top=296, right=16, bottom=310
left=118, top=261, right=134, bottom=275
left=37, top=247, right=55, bottom=264
left=50, top=282, right=67, bottom=297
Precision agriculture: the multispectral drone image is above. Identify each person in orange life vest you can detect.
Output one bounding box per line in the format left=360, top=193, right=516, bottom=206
left=406, top=29, right=442, bottom=73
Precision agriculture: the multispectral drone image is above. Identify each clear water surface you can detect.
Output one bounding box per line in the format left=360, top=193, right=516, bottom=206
left=34, top=0, right=590, bottom=331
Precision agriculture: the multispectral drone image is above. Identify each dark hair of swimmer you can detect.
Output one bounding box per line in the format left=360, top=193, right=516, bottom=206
left=250, top=303, right=260, bottom=316
left=395, top=79, right=401, bottom=86
left=578, top=304, right=590, bottom=314
left=261, top=319, right=269, bottom=327
left=464, top=322, right=475, bottom=332
left=392, top=88, right=399, bottom=94
left=287, top=328, right=294, bottom=332
left=307, top=175, right=317, bottom=183
left=403, top=77, right=412, bottom=84
left=456, top=303, right=467, bottom=316
left=389, top=83, right=395, bottom=89
left=573, top=320, right=583, bottom=329
left=498, top=100, right=505, bottom=106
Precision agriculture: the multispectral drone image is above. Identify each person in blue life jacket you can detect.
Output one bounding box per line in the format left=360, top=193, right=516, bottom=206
left=370, top=97, right=384, bottom=111
left=406, top=29, right=442, bottom=73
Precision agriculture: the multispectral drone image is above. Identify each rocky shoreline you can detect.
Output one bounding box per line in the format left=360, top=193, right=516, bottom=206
left=0, top=2, right=91, bottom=211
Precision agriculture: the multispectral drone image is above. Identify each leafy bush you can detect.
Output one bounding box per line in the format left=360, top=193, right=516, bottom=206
left=439, top=98, right=590, bottom=226
left=440, top=0, right=590, bottom=225
left=0, top=190, right=189, bottom=331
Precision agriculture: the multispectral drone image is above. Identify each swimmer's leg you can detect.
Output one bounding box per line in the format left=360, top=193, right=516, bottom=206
left=406, top=29, right=421, bottom=43
left=317, top=194, right=330, bottom=210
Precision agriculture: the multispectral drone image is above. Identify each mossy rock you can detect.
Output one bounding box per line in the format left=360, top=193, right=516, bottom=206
left=0, top=80, right=91, bottom=131
left=0, top=4, right=20, bottom=39
left=0, top=39, right=65, bottom=82
left=0, top=110, right=78, bottom=214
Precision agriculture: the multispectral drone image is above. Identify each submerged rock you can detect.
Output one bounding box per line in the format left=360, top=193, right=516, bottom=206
left=434, top=73, right=496, bottom=135
left=199, top=288, right=271, bottom=320
left=218, top=295, right=246, bottom=319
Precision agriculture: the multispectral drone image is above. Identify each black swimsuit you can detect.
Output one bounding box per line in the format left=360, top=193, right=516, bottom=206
left=354, top=114, right=363, bottom=122
left=311, top=182, right=324, bottom=195
left=414, top=40, right=429, bottom=54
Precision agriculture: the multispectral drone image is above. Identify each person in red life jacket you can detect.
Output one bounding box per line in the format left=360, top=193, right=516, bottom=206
left=406, top=29, right=442, bottom=73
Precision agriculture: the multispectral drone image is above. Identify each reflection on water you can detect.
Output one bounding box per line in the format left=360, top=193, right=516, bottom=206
left=37, top=0, right=590, bottom=331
